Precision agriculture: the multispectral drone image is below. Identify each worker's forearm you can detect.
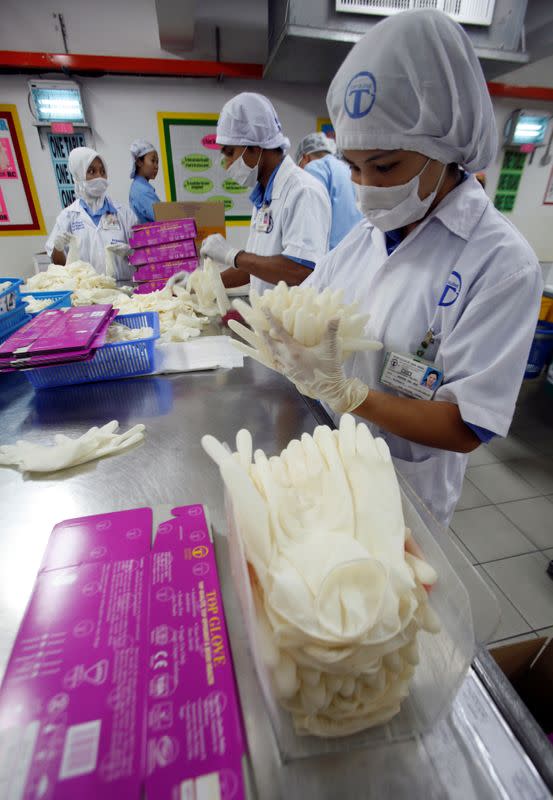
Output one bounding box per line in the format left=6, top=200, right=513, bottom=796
left=354, top=390, right=480, bottom=453
left=234, top=252, right=312, bottom=286
left=51, top=248, right=66, bottom=266
left=221, top=267, right=251, bottom=288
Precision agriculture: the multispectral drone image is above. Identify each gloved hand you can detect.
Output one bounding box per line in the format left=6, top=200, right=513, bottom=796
left=106, top=242, right=132, bottom=257
left=264, top=312, right=369, bottom=414
left=53, top=231, right=72, bottom=252
left=200, top=233, right=241, bottom=269
left=0, top=421, right=145, bottom=474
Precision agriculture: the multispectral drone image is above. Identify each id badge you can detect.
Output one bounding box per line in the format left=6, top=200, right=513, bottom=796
left=102, top=213, right=121, bottom=231
left=255, top=207, right=273, bottom=233
left=380, top=351, right=443, bottom=400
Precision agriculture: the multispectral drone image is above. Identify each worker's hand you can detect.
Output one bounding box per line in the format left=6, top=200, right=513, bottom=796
left=53, top=231, right=72, bottom=252
left=264, top=312, right=369, bottom=414
left=200, top=233, right=241, bottom=269
left=106, top=242, right=132, bottom=258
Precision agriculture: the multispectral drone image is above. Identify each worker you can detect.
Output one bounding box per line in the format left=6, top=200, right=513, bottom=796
left=200, top=93, right=331, bottom=295
left=295, top=132, right=362, bottom=249
left=129, top=139, right=160, bottom=223
left=46, top=147, right=135, bottom=280
left=245, top=10, right=543, bottom=526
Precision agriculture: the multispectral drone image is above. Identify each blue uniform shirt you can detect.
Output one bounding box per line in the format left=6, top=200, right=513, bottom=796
left=79, top=197, right=119, bottom=227
left=304, top=155, right=362, bottom=250
left=129, top=176, right=160, bottom=224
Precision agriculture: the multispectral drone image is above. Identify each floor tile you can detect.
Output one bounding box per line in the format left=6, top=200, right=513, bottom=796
left=483, top=553, right=553, bottom=630
left=488, top=632, right=539, bottom=647
left=475, top=566, right=534, bottom=641
left=487, top=436, right=536, bottom=462
left=497, top=497, right=553, bottom=550
left=455, top=478, right=492, bottom=511
left=534, top=626, right=553, bottom=638
left=450, top=506, right=537, bottom=563
left=468, top=446, right=499, bottom=467
left=506, top=456, right=553, bottom=494
left=465, top=463, right=540, bottom=504
left=447, top=529, right=478, bottom=564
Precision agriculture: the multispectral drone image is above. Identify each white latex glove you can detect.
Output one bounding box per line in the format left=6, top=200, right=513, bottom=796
left=106, top=242, right=132, bottom=257
left=0, top=421, right=145, bottom=474
left=53, top=231, right=72, bottom=252
left=265, top=313, right=370, bottom=414
left=200, top=233, right=240, bottom=269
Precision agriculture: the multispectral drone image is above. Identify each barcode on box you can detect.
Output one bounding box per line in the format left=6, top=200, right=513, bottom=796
left=59, top=720, right=101, bottom=780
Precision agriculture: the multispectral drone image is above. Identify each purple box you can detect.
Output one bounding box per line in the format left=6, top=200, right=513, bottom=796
left=129, top=240, right=197, bottom=267
left=0, top=505, right=247, bottom=799
left=133, top=259, right=198, bottom=282
left=129, top=219, right=197, bottom=249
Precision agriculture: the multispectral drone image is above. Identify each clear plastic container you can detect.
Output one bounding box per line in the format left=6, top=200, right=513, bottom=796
left=225, top=485, right=475, bottom=762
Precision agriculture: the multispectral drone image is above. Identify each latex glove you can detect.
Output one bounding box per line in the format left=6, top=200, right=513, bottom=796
left=200, top=233, right=240, bottom=269
left=53, top=231, right=72, bottom=252
left=106, top=242, right=132, bottom=263
left=266, top=313, right=369, bottom=414
left=0, top=421, right=145, bottom=474
left=186, top=259, right=230, bottom=316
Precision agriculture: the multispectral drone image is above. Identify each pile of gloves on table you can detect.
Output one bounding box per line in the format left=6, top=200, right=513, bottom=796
left=202, top=413, right=439, bottom=737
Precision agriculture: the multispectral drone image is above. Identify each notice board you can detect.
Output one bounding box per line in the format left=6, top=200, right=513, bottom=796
left=0, top=104, right=46, bottom=236
left=157, top=112, right=250, bottom=226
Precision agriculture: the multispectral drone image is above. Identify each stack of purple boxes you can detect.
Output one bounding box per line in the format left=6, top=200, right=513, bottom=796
left=129, top=218, right=199, bottom=293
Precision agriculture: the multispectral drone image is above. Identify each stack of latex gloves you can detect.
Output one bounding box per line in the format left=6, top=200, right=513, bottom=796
left=202, top=414, right=439, bottom=738
left=22, top=295, right=55, bottom=314
left=24, top=261, right=120, bottom=296
left=228, top=282, right=381, bottom=413
left=0, top=421, right=145, bottom=474
left=105, top=323, right=154, bottom=343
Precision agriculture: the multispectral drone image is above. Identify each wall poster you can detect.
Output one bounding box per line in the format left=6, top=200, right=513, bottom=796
left=316, top=117, right=336, bottom=140
left=157, top=112, right=251, bottom=226
left=0, top=105, right=46, bottom=236
left=47, top=132, right=86, bottom=208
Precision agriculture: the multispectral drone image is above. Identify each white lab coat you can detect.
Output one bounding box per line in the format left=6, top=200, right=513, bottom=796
left=305, top=175, right=542, bottom=527
left=45, top=198, right=136, bottom=280
left=246, top=156, right=331, bottom=296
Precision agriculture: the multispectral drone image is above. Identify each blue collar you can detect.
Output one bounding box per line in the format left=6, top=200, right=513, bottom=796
left=249, top=161, right=283, bottom=210
left=80, top=196, right=118, bottom=225
left=134, top=175, right=150, bottom=185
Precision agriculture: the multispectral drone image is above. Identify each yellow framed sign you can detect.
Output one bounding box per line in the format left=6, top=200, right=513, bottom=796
left=316, top=117, right=336, bottom=140
left=0, top=104, right=46, bottom=236
left=157, top=112, right=250, bottom=226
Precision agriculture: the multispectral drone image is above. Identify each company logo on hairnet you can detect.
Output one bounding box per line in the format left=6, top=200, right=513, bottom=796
left=344, top=72, right=377, bottom=119
left=439, top=270, right=462, bottom=306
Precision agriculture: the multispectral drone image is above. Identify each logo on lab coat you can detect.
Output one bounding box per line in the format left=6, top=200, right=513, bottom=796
left=439, top=270, right=462, bottom=307
left=344, top=72, right=377, bottom=119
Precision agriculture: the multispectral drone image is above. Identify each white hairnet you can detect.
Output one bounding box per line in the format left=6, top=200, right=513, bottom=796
left=216, top=93, right=291, bottom=152
left=68, top=147, right=108, bottom=205
left=295, top=133, right=337, bottom=163
left=130, top=139, right=157, bottom=178
left=327, top=9, right=497, bottom=172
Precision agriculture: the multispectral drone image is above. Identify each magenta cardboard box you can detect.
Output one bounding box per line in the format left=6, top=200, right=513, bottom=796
left=133, top=258, right=199, bottom=282
left=129, top=219, right=197, bottom=249
left=0, top=504, right=248, bottom=799
left=129, top=240, right=197, bottom=267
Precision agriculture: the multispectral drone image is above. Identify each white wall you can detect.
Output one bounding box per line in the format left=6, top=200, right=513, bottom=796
left=0, top=74, right=327, bottom=277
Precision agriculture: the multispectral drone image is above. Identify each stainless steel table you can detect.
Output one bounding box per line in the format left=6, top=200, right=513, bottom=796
left=1, top=362, right=552, bottom=799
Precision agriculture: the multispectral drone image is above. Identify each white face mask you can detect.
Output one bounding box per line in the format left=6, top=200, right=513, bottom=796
left=226, top=147, right=262, bottom=188
left=355, top=159, right=447, bottom=232
left=85, top=177, right=109, bottom=198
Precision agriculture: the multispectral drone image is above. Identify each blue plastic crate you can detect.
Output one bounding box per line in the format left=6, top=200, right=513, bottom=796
left=0, top=303, right=29, bottom=343
left=25, top=312, right=160, bottom=389
left=0, top=278, right=23, bottom=316
left=20, top=290, right=73, bottom=318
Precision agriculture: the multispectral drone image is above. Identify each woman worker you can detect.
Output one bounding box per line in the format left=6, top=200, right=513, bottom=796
left=129, top=139, right=160, bottom=223
left=240, top=10, right=542, bottom=527
left=46, top=147, right=135, bottom=280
